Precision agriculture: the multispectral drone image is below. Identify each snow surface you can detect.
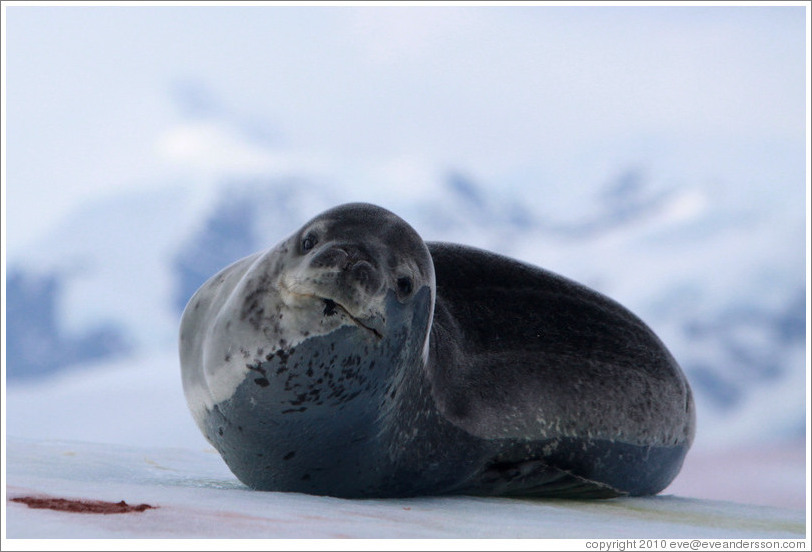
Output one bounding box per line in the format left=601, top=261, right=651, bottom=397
left=4, top=438, right=806, bottom=540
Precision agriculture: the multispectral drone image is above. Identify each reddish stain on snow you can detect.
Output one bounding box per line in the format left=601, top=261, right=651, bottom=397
left=11, top=496, right=156, bottom=514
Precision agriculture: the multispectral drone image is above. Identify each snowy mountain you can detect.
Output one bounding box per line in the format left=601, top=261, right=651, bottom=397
left=5, top=270, right=129, bottom=379
left=5, top=163, right=806, bottom=453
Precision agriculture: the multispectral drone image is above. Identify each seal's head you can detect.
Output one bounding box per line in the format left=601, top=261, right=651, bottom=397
left=179, top=203, right=437, bottom=492
left=277, top=203, right=435, bottom=344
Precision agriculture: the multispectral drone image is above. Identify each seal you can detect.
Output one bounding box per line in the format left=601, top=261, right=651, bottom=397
left=179, top=202, right=695, bottom=498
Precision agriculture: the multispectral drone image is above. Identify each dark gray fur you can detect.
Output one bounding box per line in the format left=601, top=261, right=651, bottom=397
left=180, top=203, right=695, bottom=498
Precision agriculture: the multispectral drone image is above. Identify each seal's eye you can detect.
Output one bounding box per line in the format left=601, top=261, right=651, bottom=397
left=302, top=234, right=317, bottom=252
left=397, top=276, right=413, bottom=297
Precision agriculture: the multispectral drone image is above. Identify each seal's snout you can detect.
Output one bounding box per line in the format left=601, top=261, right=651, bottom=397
left=311, top=246, right=349, bottom=269
left=349, top=259, right=378, bottom=289
left=311, top=244, right=383, bottom=294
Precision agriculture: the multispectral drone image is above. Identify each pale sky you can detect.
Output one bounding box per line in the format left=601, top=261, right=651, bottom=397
left=3, top=4, right=807, bottom=252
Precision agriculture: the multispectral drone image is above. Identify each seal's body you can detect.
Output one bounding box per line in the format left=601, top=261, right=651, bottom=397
left=180, top=203, right=695, bottom=498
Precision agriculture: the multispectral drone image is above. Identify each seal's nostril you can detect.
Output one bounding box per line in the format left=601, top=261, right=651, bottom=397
left=350, top=260, right=382, bottom=292
left=310, top=244, right=382, bottom=292
left=352, top=261, right=373, bottom=283
left=312, top=247, right=348, bottom=269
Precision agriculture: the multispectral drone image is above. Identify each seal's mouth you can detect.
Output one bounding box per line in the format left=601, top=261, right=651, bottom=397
left=322, top=298, right=383, bottom=340
left=279, top=279, right=383, bottom=340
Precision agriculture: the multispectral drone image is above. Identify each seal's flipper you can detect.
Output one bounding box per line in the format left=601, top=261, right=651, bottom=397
left=472, top=459, right=625, bottom=499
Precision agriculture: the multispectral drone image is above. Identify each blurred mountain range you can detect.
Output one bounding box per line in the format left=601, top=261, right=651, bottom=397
left=5, top=165, right=806, bottom=448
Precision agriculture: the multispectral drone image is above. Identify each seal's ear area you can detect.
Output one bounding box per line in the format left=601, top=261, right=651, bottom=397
left=397, top=277, right=413, bottom=295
